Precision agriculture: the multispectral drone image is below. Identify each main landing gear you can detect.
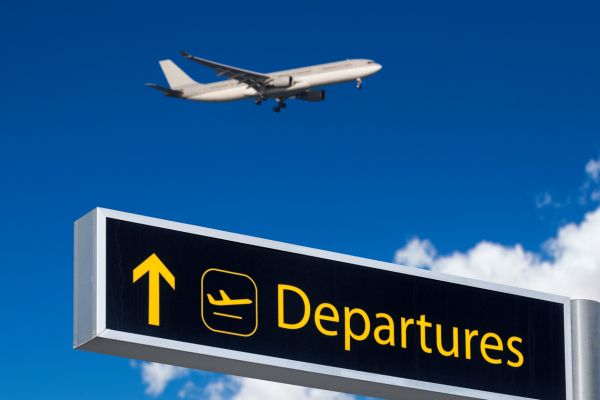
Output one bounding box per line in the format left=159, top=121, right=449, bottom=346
left=254, top=95, right=266, bottom=105
left=356, top=77, right=363, bottom=89
left=273, top=98, right=287, bottom=113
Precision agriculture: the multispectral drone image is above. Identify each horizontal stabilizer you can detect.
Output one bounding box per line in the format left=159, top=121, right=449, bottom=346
left=145, top=83, right=183, bottom=97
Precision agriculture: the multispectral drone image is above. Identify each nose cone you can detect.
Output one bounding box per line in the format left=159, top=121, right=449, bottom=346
left=367, top=62, right=382, bottom=75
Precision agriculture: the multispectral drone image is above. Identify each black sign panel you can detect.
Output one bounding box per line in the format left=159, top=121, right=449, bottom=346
left=104, top=217, right=567, bottom=400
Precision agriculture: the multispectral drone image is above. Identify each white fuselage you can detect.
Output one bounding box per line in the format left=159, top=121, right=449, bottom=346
left=181, top=59, right=381, bottom=102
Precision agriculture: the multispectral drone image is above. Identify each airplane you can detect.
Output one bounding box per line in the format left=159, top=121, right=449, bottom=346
left=146, top=51, right=382, bottom=112
left=207, top=290, right=253, bottom=306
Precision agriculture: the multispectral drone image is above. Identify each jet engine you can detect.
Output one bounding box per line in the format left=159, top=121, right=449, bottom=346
left=297, top=90, right=326, bottom=102
left=269, top=76, right=294, bottom=88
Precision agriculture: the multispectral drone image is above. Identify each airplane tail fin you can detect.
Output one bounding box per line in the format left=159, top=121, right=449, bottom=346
left=158, top=59, right=200, bottom=89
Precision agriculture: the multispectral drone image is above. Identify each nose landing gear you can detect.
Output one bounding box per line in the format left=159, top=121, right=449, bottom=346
left=356, top=77, right=363, bottom=89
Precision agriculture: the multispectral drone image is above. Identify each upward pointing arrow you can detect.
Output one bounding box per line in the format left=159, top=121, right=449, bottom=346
left=132, top=253, right=175, bottom=326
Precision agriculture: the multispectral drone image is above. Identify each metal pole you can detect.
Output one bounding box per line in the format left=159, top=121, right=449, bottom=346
left=571, top=299, right=600, bottom=399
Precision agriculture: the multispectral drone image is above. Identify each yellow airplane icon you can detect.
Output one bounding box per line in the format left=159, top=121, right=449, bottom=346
left=207, top=290, right=253, bottom=306
left=201, top=268, right=258, bottom=335
left=207, top=290, right=253, bottom=320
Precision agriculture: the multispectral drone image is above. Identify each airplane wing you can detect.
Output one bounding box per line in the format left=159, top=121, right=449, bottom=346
left=219, top=290, right=231, bottom=301
left=180, top=51, right=271, bottom=92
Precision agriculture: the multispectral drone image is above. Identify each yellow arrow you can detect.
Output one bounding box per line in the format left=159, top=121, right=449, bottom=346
left=132, top=253, right=175, bottom=326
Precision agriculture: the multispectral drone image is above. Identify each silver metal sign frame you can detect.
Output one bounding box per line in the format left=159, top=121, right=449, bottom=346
left=571, top=299, right=600, bottom=400
left=74, top=208, right=574, bottom=400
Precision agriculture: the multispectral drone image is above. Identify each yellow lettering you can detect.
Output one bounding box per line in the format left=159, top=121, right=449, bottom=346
left=416, top=314, right=433, bottom=354
left=314, top=303, right=339, bottom=336
left=278, top=284, right=310, bottom=330
left=435, top=325, right=459, bottom=357
left=400, top=317, right=414, bottom=348
left=277, top=285, right=523, bottom=369
left=464, top=329, right=479, bottom=360
left=507, top=336, right=524, bottom=368
left=374, top=313, right=395, bottom=346
left=344, top=307, right=371, bottom=351
left=480, top=332, right=503, bottom=365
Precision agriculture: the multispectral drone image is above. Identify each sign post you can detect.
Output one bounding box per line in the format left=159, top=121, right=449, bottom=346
left=74, top=208, right=573, bottom=400
left=571, top=299, right=600, bottom=400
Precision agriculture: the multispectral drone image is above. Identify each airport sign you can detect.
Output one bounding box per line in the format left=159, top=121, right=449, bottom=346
left=74, top=208, right=572, bottom=400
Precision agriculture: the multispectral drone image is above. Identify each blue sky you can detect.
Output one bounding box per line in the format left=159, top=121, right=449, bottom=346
left=1, top=1, right=599, bottom=399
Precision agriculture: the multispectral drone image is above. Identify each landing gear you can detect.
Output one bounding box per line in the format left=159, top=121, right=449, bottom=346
left=356, top=77, right=363, bottom=89
left=272, top=98, right=287, bottom=113
left=254, top=94, right=265, bottom=105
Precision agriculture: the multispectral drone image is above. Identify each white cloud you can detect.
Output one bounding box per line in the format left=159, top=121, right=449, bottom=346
left=231, top=378, right=354, bottom=400
left=586, top=157, right=600, bottom=181
left=175, top=375, right=353, bottom=400
left=537, top=156, right=600, bottom=207
left=136, top=364, right=354, bottom=400
left=535, top=192, right=551, bottom=208
left=535, top=192, right=570, bottom=209
left=140, top=362, right=189, bottom=397
left=394, top=237, right=436, bottom=268
left=177, top=379, right=238, bottom=400
left=394, top=206, right=600, bottom=301
left=581, top=156, right=600, bottom=204
left=178, top=381, right=201, bottom=399
left=202, top=377, right=240, bottom=400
